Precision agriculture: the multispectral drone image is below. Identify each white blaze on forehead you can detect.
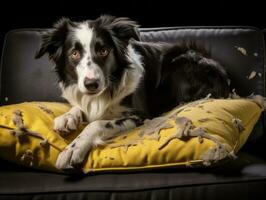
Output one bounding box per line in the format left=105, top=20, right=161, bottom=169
left=74, top=22, right=94, bottom=72
left=74, top=23, right=105, bottom=93
left=74, top=23, right=95, bottom=92
left=74, top=23, right=94, bottom=49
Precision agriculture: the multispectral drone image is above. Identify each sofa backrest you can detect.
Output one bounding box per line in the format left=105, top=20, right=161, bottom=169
left=0, top=27, right=265, bottom=140
left=0, top=29, right=63, bottom=104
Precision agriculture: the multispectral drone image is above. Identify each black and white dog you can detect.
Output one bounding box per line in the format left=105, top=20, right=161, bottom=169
left=36, top=15, right=230, bottom=170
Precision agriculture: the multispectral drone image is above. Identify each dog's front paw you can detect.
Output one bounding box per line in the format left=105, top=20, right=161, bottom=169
left=54, top=112, right=82, bottom=136
left=55, top=140, right=90, bottom=170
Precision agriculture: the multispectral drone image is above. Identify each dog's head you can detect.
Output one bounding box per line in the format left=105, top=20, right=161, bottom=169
left=36, top=15, right=140, bottom=95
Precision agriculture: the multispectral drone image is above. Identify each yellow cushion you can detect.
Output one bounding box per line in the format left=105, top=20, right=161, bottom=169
left=0, top=98, right=263, bottom=173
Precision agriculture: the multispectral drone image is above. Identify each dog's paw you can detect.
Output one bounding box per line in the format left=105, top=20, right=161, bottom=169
left=54, top=113, right=82, bottom=135
left=55, top=140, right=90, bottom=170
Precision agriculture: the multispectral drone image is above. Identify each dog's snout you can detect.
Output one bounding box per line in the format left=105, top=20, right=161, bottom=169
left=84, top=77, right=100, bottom=92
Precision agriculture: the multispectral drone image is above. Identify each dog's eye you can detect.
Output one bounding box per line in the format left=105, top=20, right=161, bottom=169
left=98, top=47, right=109, bottom=58
left=70, top=50, right=81, bottom=60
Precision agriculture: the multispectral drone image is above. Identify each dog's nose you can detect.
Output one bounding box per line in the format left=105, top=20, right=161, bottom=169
left=84, top=77, right=100, bottom=92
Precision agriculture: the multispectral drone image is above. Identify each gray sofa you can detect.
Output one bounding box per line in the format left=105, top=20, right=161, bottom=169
left=1, top=27, right=266, bottom=199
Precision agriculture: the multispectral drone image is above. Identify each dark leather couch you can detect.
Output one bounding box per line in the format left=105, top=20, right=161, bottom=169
left=1, top=27, right=266, bottom=199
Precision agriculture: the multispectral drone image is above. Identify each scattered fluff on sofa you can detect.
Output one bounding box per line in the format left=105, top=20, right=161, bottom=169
left=0, top=94, right=265, bottom=173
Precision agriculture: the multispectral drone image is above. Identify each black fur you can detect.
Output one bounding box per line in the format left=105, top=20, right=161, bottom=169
left=126, top=42, right=230, bottom=117
left=105, top=122, right=113, bottom=129
left=71, top=143, right=76, bottom=148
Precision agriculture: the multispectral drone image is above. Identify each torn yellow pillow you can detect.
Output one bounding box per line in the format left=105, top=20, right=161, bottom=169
left=0, top=99, right=263, bottom=173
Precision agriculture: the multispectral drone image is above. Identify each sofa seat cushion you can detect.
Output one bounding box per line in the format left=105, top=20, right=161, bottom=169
left=0, top=153, right=266, bottom=200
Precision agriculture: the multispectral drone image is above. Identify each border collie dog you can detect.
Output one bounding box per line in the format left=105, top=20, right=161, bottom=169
left=36, top=15, right=229, bottom=170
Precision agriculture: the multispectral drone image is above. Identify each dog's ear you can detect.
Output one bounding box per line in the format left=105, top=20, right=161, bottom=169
left=97, top=15, right=140, bottom=61
left=35, top=17, right=72, bottom=61
left=110, top=17, right=140, bottom=42
left=99, top=15, right=140, bottom=42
